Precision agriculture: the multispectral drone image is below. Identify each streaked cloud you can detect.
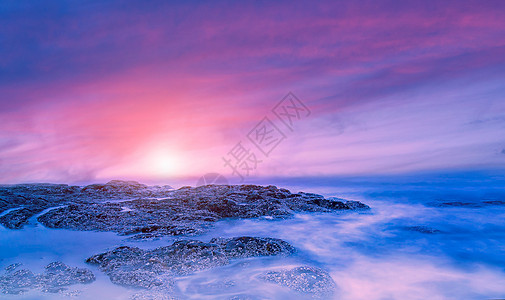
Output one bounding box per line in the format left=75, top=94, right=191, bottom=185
left=0, top=0, right=504, bottom=183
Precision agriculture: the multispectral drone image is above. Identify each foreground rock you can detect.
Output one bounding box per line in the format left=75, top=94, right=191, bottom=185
left=259, top=266, right=336, bottom=297
left=86, top=236, right=295, bottom=291
left=34, top=183, right=368, bottom=239
left=0, top=262, right=95, bottom=295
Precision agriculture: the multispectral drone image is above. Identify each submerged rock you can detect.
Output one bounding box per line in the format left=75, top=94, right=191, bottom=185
left=428, top=200, right=505, bottom=208
left=0, top=262, right=95, bottom=295
left=0, top=269, right=36, bottom=294
left=259, top=266, right=336, bottom=296
left=131, top=290, right=179, bottom=300
left=401, top=225, right=442, bottom=234
left=38, top=262, right=95, bottom=292
left=86, top=236, right=296, bottom=291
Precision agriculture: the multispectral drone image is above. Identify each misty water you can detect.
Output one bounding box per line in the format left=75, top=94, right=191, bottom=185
left=2, top=175, right=505, bottom=299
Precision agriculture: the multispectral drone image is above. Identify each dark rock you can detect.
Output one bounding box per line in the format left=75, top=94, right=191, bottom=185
left=428, top=200, right=505, bottom=208
left=259, top=266, right=336, bottom=296
left=0, top=207, right=44, bottom=229
left=0, top=183, right=81, bottom=229
left=430, top=201, right=484, bottom=208
left=38, top=262, right=95, bottom=288
left=81, top=180, right=149, bottom=197
left=35, top=184, right=368, bottom=238
left=0, top=262, right=95, bottom=295
left=483, top=200, right=505, bottom=205
left=0, top=180, right=177, bottom=229
left=4, top=263, right=22, bottom=273
left=401, top=225, right=441, bottom=234
left=1, top=182, right=368, bottom=236
left=0, top=269, right=36, bottom=294
left=86, top=236, right=296, bottom=291
left=86, top=241, right=230, bottom=286
left=108, top=269, right=169, bottom=289
left=210, top=236, right=296, bottom=258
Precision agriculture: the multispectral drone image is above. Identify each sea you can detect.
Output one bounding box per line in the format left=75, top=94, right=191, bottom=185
left=1, top=172, right=505, bottom=299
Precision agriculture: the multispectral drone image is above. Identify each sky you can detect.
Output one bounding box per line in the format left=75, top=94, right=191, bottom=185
left=0, top=0, right=505, bottom=184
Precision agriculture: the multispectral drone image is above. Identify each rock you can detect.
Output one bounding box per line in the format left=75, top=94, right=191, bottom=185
left=108, top=269, right=169, bottom=289
left=0, top=181, right=177, bottom=229
left=86, top=241, right=230, bottom=286
left=86, top=237, right=296, bottom=291
left=35, top=184, right=368, bottom=238
left=0, top=183, right=81, bottom=229
left=0, top=269, right=36, bottom=294
left=4, top=263, right=22, bottom=273
left=428, top=200, right=505, bottom=208
left=81, top=180, right=149, bottom=198
left=305, top=196, right=371, bottom=211
left=429, top=201, right=484, bottom=208
left=401, top=225, right=441, bottom=234
left=259, top=266, right=336, bottom=296
left=210, top=237, right=296, bottom=258
left=0, top=207, right=44, bottom=229
left=38, top=262, right=95, bottom=289
left=0, top=262, right=95, bottom=295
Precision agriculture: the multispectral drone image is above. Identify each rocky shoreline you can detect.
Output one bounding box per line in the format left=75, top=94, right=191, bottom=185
left=1, top=180, right=369, bottom=239
left=0, top=181, right=370, bottom=298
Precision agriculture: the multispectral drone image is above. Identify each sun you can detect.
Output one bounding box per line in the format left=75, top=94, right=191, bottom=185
left=147, top=148, right=183, bottom=176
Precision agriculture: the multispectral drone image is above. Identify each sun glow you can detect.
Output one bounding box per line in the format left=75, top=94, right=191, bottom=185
left=147, top=148, right=183, bottom=176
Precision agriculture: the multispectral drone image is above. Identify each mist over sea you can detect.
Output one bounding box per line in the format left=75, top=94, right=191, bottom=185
left=2, top=172, right=505, bottom=299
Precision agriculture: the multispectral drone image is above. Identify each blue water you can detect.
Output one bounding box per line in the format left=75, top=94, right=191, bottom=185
left=2, top=173, right=505, bottom=299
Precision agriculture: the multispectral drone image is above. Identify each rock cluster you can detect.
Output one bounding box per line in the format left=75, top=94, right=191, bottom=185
left=0, top=180, right=174, bottom=229
left=32, top=183, right=369, bottom=239
left=0, top=182, right=365, bottom=298
left=0, top=262, right=95, bottom=295
left=86, top=236, right=295, bottom=291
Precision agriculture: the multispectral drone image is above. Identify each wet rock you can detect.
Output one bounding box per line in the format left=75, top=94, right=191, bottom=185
left=259, top=266, right=336, bottom=296
left=82, top=180, right=149, bottom=198
left=0, top=262, right=95, bottom=295
left=38, top=262, right=95, bottom=290
left=185, top=279, right=236, bottom=294
left=0, top=207, right=44, bottom=229
left=0, top=181, right=177, bottom=229
left=0, top=269, right=36, bottom=294
left=35, top=184, right=368, bottom=238
left=210, top=237, right=296, bottom=258
left=0, top=183, right=81, bottom=229
left=4, top=263, right=22, bottom=273
left=86, top=241, right=230, bottom=287
left=86, top=237, right=296, bottom=290
left=109, top=269, right=169, bottom=289
left=428, top=200, right=505, bottom=208
left=429, top=201, right=484, bottom=208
